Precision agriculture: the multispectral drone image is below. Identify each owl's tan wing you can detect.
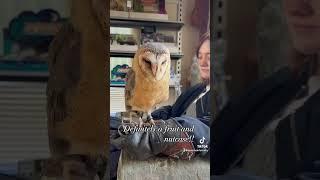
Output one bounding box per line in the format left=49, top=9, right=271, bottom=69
left=47, top=22, right=81, bottom=121
left=47, top=22, right=81, bottom=155
left=125, top=68, right=135, bottom=111
left=91, top=0, right=107, bottom=37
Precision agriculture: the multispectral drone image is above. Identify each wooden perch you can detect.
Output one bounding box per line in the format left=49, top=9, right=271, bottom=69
left=117, top=151, right=210, bottom=180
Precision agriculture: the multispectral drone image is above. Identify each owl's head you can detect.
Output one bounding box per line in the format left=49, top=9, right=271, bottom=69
left=136, top=43, right=170, bottom=81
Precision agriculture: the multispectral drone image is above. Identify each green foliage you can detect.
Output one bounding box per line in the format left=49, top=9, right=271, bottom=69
left=133, top=0, right=144, bottom=12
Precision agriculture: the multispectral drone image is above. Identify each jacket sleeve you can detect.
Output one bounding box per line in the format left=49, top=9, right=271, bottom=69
left=151, top=105, right=173, bottom=120
left=151, top=83, right=207, bottom=120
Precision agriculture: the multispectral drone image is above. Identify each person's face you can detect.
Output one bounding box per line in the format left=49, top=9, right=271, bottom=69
left=198, top=39, right=210, bottom=81
left=284, top=0, right=320, bottom=54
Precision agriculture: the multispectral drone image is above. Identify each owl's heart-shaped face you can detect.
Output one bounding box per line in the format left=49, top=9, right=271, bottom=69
left=138, top=50, right=170, bottom=81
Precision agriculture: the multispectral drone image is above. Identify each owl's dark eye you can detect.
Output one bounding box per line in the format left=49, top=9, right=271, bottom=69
left=161, top=60, right=167, bottom=65
left=143, top=58, right=151, bottom=67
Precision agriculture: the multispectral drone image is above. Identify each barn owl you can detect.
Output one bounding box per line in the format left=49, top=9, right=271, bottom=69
left=125, top=43, right=171, bottom=126
left=47, top=0, right=108, bottom=154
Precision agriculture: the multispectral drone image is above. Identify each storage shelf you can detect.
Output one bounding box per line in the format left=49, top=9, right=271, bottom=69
left=110, top=83, right=176, bottom=88
left=0, top=60, right=49, bottom=82
left=110, top=51, right=183, bottom=59
left=0, top=71, right=48, bottom=82
left=110, top=17, right=184, bottom=30
left=110, top=83, right=126, bottom=87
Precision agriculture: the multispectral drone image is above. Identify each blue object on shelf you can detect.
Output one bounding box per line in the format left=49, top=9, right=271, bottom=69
left=3, top=9, right=66, bottom=56
left=0, top=60, right=48, bottom=72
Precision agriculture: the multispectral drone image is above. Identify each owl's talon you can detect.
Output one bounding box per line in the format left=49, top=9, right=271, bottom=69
left=149, top=119, right=155, bottom=126
left=146, top=113, right=155, bottom=126
left=138, top=118, right=144, bottom=127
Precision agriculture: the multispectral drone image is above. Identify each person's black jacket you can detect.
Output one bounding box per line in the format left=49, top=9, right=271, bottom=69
left=151, top=82, right=212, bottom=124
left=211, top=64, right=320, bottom=179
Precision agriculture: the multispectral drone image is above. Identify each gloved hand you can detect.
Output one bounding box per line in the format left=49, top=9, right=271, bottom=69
left=151, top=105, right=173, bottom=120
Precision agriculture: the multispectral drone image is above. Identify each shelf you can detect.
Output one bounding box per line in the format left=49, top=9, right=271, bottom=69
left=110, top=51, right=183, bottom=60
left=110, top=17, right=184, bottom=31
left=111, top=11, right=169, bottom=21
left=110, top=83, right=126, bottom=87
left=0, top=71, right=48, bottom=82
left=0, top=61, right=49, bottom=82
left=110, top=83, right=176, bottom=88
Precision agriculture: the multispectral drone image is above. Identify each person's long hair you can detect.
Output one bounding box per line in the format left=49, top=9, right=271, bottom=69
left=196, top=32, right=210, bottom=59
left=287, top=47, right=318, bottom=78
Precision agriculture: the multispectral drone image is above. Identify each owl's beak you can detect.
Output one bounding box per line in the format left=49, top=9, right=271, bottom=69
left=151, top=64, right=158, bottom=77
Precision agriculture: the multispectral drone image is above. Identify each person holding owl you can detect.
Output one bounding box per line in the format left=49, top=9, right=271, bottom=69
left=212, top=0, right=320, bottom=179
left=151, top=32, right=212, bottom=123
left=111, top=32, right=212, bottom=163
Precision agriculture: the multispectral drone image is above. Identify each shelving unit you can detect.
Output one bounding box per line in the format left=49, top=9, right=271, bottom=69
left=212, top=0, right=226, bottom=80
left=110, top=17, right=184, bottom=30
left=110, top=83, right=176, bottom=88
left=0, top=73, right=48, bottom=82
left=110, top=50, right=183, bottom=59
left=0, top=9, right=63, bottom=164
left=110, top=0, right=184, bottom=112
left=212, top=0, right=229, bottom=108
left=0, top=60, right=49, bottom=81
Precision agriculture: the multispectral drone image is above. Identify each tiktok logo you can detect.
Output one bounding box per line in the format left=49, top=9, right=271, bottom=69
left=200, top=137, right=205, bottom=144
left=197, top=137, right=208, bottom=150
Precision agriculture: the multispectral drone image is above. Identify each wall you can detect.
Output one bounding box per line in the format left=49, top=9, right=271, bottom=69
left=180, top=0, right=201, bottom=90
left=0, top=0, right=70, bottom=55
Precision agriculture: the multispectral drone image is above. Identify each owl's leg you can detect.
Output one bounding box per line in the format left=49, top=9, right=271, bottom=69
left=138, top=117, right=144, bottom=127
left=133, top=111, right=143, bottom=127
left=146, top=111, right=155, bottom=126
left=126, top=111, right=134, bottom=124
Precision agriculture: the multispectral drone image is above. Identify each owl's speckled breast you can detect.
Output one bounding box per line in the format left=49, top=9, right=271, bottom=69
left=130, top=77, right=170, bottom=112
left=128, top=43, right=171, bottom=112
